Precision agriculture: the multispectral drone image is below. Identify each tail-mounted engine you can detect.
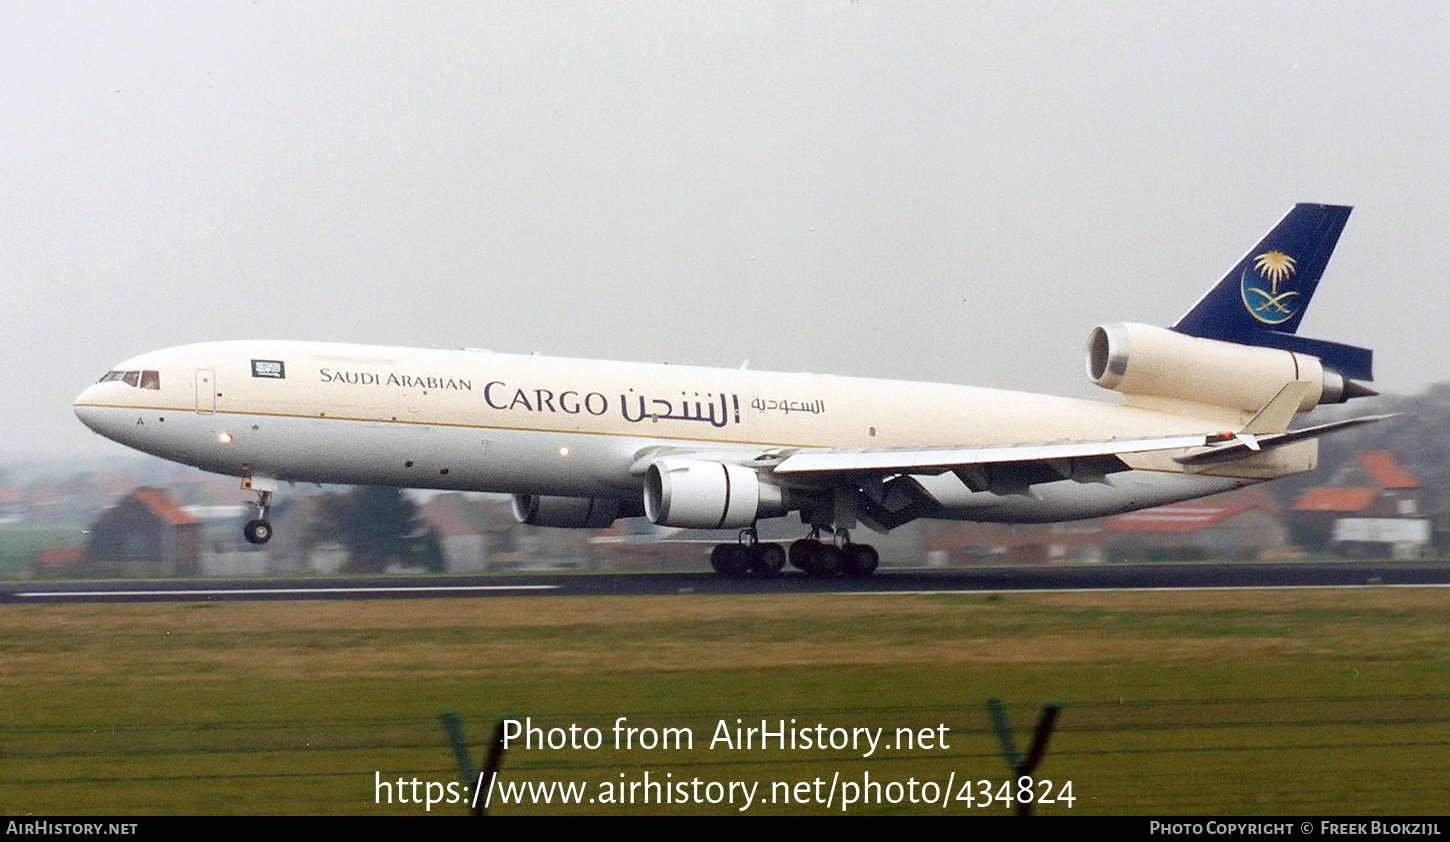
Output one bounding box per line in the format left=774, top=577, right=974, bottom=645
left=1087, top=322, right=1363, bottom=412
left=644, top=459, right=789, bottom=529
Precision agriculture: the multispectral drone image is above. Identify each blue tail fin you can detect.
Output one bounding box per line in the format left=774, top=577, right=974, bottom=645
left=1172, top=204, right=1372, bottom=381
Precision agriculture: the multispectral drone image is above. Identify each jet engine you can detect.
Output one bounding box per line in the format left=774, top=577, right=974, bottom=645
left=643, top=459, right=789, bottom=529
left=511, top=494, right=640, bottom=528
left=1087, top=322, right=1357, bottom=412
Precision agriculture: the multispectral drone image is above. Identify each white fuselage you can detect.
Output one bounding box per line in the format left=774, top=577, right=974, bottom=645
left=74, top=340, right=1288, bottom=525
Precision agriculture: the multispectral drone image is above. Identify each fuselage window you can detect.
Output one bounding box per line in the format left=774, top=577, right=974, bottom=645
left=140, top=370, right=161, bottom=390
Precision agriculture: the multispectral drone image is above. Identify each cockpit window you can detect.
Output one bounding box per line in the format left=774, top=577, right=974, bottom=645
left=99, top=370, right=161, bottom=390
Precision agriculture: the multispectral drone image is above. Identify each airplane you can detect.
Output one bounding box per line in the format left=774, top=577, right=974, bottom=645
left=74, top=204, right=1389, bottom=577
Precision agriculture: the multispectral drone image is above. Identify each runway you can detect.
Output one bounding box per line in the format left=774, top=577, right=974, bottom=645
left=4, top=560, right=1447, bottom=603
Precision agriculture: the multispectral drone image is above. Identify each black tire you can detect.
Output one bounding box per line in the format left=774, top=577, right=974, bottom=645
left=842, top=543, right=880, bottom=577
left=749, top=542, right=786, bottom=576
left=808, top=543, right=843, bottom=577
left=711, top=543, right=751, bottom=576
left=243, top=519, right=273, bottom=545
left=710, top=544, right=730, bottom=574
left=788, top=539, right=820, bottom=571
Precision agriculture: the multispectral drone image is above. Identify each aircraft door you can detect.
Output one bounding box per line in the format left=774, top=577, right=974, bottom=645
left=196, top=369, right=216, bottom=414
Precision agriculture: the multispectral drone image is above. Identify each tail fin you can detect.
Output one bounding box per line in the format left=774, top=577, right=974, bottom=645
left=1172, top=204, right=1373, bottom=381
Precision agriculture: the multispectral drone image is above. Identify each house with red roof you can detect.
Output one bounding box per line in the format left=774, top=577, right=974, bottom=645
left=1291, top=451, right=1429, bottom=558
left=1103, top=485, right=1288, bottom=561
left=79, top=487, right=201, bottom=577
left=921, top=486, right=1289, bottom=564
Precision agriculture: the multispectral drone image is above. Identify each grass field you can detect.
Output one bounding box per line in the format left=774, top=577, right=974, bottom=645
left=2, top=586, right=1447, bottom=815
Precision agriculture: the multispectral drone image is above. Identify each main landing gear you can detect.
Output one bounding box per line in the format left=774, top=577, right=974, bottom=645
left=709, top=529, right=787, bottom=577
left=788, top=530, right=879, bottom=578
left=243, top=488, right=273, bottom=545
left=709, top=528, right=879, bottom=577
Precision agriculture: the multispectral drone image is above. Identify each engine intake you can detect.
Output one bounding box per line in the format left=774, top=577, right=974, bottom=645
left=1087, top=322, right=1358, bottom=412
left=644, top=459, right=788, bottom=529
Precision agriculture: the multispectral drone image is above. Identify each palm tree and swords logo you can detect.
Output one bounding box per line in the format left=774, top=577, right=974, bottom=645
left=1240, top=249, right=1299, bottom=325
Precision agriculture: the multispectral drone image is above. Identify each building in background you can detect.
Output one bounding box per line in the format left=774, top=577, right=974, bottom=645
left=1292, top=451, right=1430, bottom=558
left=922, top=486, right=1289, bottom=564
left=1102, top=486, right=1289, bottom=561
left=82, top=487, right=200, bottom=577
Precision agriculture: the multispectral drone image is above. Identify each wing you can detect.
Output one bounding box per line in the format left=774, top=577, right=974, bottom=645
left=766, top=412, right=1389, bottom=531
left=772, top=381, right=1393, bottom=484
left=630, top=430, right=1213, bottom=494
left=627, top=432, right=1221, bottom=533
left=766, top=381, right=1316, bottom=491
left=771, top=433, right=1213, bottom=492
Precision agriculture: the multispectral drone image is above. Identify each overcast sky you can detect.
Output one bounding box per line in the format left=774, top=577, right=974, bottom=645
left=5, top=2, right=1447, bottom=460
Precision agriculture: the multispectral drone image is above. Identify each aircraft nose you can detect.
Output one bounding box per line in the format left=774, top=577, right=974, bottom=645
left=73, top=383, right=107, bottom=434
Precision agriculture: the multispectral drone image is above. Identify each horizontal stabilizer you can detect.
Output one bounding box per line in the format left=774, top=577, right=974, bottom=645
left=1250, top=332, right=1373, bottom=382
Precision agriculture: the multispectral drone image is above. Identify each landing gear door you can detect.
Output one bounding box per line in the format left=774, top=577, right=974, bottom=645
left=196, top=369, right=216, bottom=414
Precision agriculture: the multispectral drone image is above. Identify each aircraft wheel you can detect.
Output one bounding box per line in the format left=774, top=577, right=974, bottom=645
left=711, top=543, right=751, bottom=576
left=748, top=542, right=786, bottom=576
left=842, top=543, right=879, bottom=577
left=710, top=544, right=730, bottom=574
left=789, top=539, right=820, bottom=571
left=807, top=543, right=843, bottom=577
left=244, top=519, right=273, bottom=545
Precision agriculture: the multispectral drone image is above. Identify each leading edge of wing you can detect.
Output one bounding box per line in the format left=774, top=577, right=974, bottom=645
left=770, top=434, right=1214, bottom=478
left=769, top=413, right=1396, bottom=481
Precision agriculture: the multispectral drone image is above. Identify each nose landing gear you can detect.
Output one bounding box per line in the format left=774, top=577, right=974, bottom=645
left=242, top=477, right=276, bottom=545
